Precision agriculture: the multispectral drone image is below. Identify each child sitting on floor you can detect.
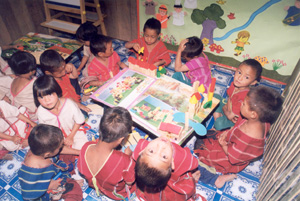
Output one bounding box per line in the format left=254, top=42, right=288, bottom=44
left=195, top=86, right=283, bottom=174
left=85, top=34, right=127, bottom=86
left=125, top=17, right=171, bottom=67
left=75, top=22, right=98, bottom=77
left=78, top=107, right=135, bottom=200
left=213, top=59, right=262, bottom=131
left=33, top=75, right=88, bottom=150
left=18, top=124, right=82, bottom=201
left=39, top=49, right=91, bottom=113
left=0, top=100, right=36, bottom=159
left=172, top=36, right=212, bottom=92
left=8, top=51, right=38, bottom=120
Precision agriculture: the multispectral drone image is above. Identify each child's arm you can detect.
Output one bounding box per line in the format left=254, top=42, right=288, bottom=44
left=118, top=61, right=128, bottom=69
left=174, top=39, right=189, bottom=72
left=61, top=146, right=80, bottom=155
left=153, top=59, right=167, bottom=67
left=76, top=102, right=92, bottom=113
left=222, top=98, right=238, bottom=123
left=125, top=41, right=141, bottom=52
left=17, top=113, right=37, bottom=128
left=218, top=131, right=229, bottom=154
left=48, top=178, right=63, bottom=191
left=0, top=132, right=21, bottom=144
left=65, top=63, right=78, bottom=79
left=77, top=55, right=89, bottom=73
left=64, top=123, right=81, bottom=147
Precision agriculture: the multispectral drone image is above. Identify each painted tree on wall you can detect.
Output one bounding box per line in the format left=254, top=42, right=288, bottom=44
left=191, top=3, right=226, bottom=45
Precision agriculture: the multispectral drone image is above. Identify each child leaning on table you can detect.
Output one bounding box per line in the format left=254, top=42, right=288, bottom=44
left=86, top=34, right=127, bottom=86
left=75, top=22, right=98, bottom=77
left=39, top=49, right=91, bottom=113
left=125, top=17, right=171, bottom=67
left=195, top=86, right=283, bottom=174
left=213, top=59, right=262, bottom=131
left=8, top=51, right=38, bottom=120
left=18, top=124, right=82, bottom=201
left=78, top=107, right=135, bottom=200
left=172, top=36, right=212, bottom=92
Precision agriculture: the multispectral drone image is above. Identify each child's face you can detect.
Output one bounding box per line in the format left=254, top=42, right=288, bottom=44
left=233, top=64, right=257, bottom=88
left=38, top=93, right=59, bottom=110
left=51, top=62, right=66, bottom=78
left=101, top=41, right=114, bottom=57
left=141, top=137, right=174, bottom=171
left=143, top=28, right=159, bottom=46
left=240, top=95, right=253, bottom=119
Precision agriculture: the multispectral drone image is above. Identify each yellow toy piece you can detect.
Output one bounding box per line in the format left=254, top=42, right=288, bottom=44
left=198, top=84, right=205, bottom=93
left=189, top=95, right=198, bottom=104
left=84, top=86, right=97, bottom=94
left=138, top=47, right=144, bottom=55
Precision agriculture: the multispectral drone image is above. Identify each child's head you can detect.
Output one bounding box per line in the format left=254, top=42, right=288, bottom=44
left=33, top=75, right=62, bottom=108
left=241, top=86, right=283, bottom=124
left=40, top=50, right=66, bottom=78
left=28, top=124, right=64, bottom=158
left=143, top=18, right=161, bottom=46
left=90, top=35, right=113, bottom=57
left=76, top=22, right=98, bottom=46
left=8, top=51, right=36, bottom=76
left=135, top=137, right=174, bottom=190
left=233, top=59, right=262, bottom=88
left=99, top=106, right=133, bottom=143
left=181, top=36, right=203, bottom=60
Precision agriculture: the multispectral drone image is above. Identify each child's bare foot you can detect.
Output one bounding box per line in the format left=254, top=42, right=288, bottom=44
left=75, top=179, right=84, bottom=187
left=215, top=174, right=237, bottom=188
left=192, top=170, right=201, bottom=182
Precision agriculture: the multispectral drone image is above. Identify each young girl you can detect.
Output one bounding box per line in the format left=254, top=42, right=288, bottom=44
left=18, top=124, right=82, bottom=200
left=194, top=86, right=283, bottom=174
left=87, top=34, right=127, bottom=86
left=33, top=75, right=88, bottom=150
left=172, top=36, right=211, bottom=92
left=8, top=51, right=37, bottom=120
left=0, top=100, right=36, bottom=158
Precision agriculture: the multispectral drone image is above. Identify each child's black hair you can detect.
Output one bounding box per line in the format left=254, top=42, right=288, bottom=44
left=239, top=59, right=262, bottom=82
left=76, top=22, right=98, bottom=42
left=33, top=75, right=63, bottom=107
left=143, top=17, right=161, bottom=35
left=247, top=86, right=283, bottom=124
left=99, top=106, right=132, bottom=143
left=8, top=51, right=36, bottom=76
left=39, top=50, right=65, bottom=74
left=181, top=36, right=203, bottom=59
left=90, top=34, right=112, bottom=56
left=28, top=124, right=63, bottom=156
left=135, top=154, right=171, bottom=191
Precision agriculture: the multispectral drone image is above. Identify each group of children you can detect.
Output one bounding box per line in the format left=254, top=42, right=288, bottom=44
left=0, top=16, right=284, bottom=200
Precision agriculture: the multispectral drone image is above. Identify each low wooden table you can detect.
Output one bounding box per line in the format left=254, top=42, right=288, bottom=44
left=2, top=32, right=82, bottom=63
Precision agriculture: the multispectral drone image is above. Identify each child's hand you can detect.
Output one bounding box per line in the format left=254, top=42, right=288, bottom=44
left=124, top=147, right=132, bottom=156
left=218, top=131, right=228, bottom=147
left=64, top=136, right=74, bottom=147
left=11, top=135, right=22, bottom=144
left=178, top=39, right=188, bottom=52
left=79, top=104, right=92, bottom=113
left=65, top=63, right=78, bottom=79
left=48, top=178, right=62, bottom=191
left=133, top=43, right=141, bottom=52
left=21, top=139, right=29, bottom=148
left=30, top=122, right=37, bottom=128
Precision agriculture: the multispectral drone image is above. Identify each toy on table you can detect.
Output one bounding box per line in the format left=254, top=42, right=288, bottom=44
left=188, top=81, right=205, bottom=119
left=156, top=66, right=166, bottom=77
left=203, top=77, right=216, bottom=109
left=128, top=57, right=157, bottom=77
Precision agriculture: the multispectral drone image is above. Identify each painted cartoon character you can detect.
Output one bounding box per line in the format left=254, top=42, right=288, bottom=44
left=170, top=1, right=187, bottom=26
left=231, top=31, right=250, bottom=56
left=143, top=0, right=158, bottom=15
left=156, top=4, right=169, bottom=29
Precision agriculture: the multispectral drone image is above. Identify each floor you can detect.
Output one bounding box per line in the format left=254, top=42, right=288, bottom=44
left=0, top=39, right=286, bottom=201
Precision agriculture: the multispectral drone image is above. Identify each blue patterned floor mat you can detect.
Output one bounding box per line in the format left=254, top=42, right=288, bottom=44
left=0, top=39, right=286, bottom=201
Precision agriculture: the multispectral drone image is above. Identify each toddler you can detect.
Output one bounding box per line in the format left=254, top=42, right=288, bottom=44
left=18, top=124, right=82, bottom=201
left=8, top=51, right=37, bottom=120
left=125, top=17, right=171, bottom=67
left=87, top=34, right=126, bottom=86
left=78, top=107, right=135, bottom=200
left=195, top=86, right=283, bottom=174
left=172, top=36, right=211, bottom=92
left=33, top=75, right=88, bottom=150
left=0, top=100, right=36, bottom=156
left=39, top=49, right=91, bottom=113
left=75, top=22, right=98, bottom=76
left=213, top=59, right=262, bottom=130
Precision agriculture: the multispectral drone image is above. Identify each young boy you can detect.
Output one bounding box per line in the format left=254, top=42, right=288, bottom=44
left=86, top=35, right=127, bottom=86
left=39, top=49, right=91, bottom=113
left=78, top=107, right=135, bottom=200
left=195, top=86, right=283, bottom=174
left=75, top=22, right=98, bottom=76
left=213, top=59, right=262, bottom=130
left=125, top=17, right=171, bottom=67
left=18, top=124, right=82, bottom=201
